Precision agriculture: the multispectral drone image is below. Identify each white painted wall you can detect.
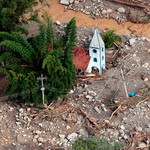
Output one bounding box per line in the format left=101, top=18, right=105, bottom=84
left=86, top=28, right=105, bottom=74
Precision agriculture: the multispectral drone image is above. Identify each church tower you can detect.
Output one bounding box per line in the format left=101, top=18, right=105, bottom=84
left=86, top=26, right=105, bottom=75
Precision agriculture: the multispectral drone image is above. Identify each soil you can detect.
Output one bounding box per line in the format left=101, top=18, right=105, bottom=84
left=0, top=0, right=150, bottom=150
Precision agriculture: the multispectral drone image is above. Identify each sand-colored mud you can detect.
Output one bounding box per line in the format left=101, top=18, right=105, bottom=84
left=32, top=0, right=150, bottom=38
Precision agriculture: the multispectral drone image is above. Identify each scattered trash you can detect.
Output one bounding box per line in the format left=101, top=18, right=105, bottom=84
left=129, top=93, right=135, bottom=97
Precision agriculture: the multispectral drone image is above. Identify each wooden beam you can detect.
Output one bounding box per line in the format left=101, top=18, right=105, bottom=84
left=107, top=0, right=149, bottom=9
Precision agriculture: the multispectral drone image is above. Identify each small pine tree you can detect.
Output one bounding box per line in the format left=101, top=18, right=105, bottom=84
left=61, top=17, right=77, bottom=90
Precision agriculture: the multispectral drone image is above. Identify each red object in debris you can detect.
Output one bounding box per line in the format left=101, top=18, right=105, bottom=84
left=73, top=47, right=91, bottom=71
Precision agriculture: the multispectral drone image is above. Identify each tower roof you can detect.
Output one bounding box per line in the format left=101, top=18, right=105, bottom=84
left=90, top=29, right=104, bottom=49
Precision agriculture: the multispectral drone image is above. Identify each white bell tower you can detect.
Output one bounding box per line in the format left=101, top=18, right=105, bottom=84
left=86, top=26, right=105, bottom=75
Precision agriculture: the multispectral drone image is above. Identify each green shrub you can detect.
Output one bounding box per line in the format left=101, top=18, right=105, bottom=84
left=72, top=136, right=126, bottom=150
left=102, top=30, right=122, bottom=48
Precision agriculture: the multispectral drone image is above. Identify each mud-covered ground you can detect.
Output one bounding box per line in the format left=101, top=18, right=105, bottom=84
left=0, top=0, right=150, bottom=149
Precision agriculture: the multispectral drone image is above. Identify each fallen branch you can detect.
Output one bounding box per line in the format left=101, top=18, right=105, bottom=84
left=107, top=0, right=149, bottom=9
left=112, top=49, right=119, bottom=58
left=136, top=98, right=148, bottom=107
left=121, top=69, right=129, bottom=98
left=81, top=77, right=103, bottom=81
left=109, top=105, right=121, bottom=119
left=80, top=108, right=99, bottom=129
left=136, top=145, right=150, bottom=149
left=77, top=74, right=96, bottom=78
left=125, top=69, right=133, bottom=76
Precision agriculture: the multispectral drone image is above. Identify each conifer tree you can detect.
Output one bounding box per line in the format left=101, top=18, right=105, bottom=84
left=61, top=17, right=77, bottom=90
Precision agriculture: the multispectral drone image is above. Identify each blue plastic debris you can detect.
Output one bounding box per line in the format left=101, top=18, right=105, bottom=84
left=129, top=93, right=135, bottom=97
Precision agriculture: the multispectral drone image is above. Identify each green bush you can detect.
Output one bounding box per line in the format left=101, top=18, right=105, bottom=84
left=72, top=136, right=126, bottom=150
left=102, top=30, right=122, bottom=48
left=0, top=12, right=77, bottom=105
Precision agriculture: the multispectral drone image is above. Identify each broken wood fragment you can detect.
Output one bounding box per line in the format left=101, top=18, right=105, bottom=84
left=77, top=74, right=96, bottom=78
left=106, top=0, right=149, bottom=9
left=112, top=49, right=119, bottom=58
left=125, top=69, right=133, bottom=76
left=30, top=114, right=37, bottom=117
left=136, top=98, right=148, bottom=107
left=109, top=105, right=121, bottom=119
left=80, top=108, right=99, bottom=129
left=81, top=77, right=103, bottom=81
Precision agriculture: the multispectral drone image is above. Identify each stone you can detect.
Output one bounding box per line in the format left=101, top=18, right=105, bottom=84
left=129, top=38, right=136, bottom=46
left=107, top=9, right=112, bottom=13
left=101, top=104, right=107, bottom=112
left=56, top=20, right=61, bottom=25
left=9, top=107, right=14, bottom=111
left=66, top=125, right=71, bottom=130
left=60, top=0, right=70, bottom=5
left=117, top=7, right=126, bottom=13
left=27, top=108, right=31, bottom=111
left=47, top=3, right=51, bottom=8
left=38, top=137, right=44, bottom=143
left=138, top=142, right=146, bottom=147
left=101, top=10, right=107, bottom=15
left=34, top=135, right=39, bottom=139
left=94, top=107, right=100, bottom=113
left=85, top=95, right=93, bottom=101
left=70, top=0, right=74, bottom=3
left=124, top=135, right=128, bottom=139
left=144, top=77, right=148, bottom=81
left=120, top=125, right=125, bottom=130
left=67, top=133, right=78, bottom=141
left=19, top=108, right=24, bottom=113
left=59, top=134, right=65, bottom=139
left=69, top=90, right=74, bottom=94
left=142, top=62, right=149, bottom=68
left=136, top=127, right=142, bottom=132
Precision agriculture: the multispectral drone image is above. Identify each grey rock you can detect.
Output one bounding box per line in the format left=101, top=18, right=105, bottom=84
left=124, top=135, right=128, bottom=139
left=60, top=0, right=70, bottom=5
left=129, top=38, right=136, bottom=46
left=101, top=104, right=107, bottom=112
left=19, top=108, right=24, bottom=113
left=138, top=142, right=146, bottom=147
left=70, top=0, right=74, bottom=3
left=94, top=106, right=100, bottom=113
left=59, top=134, right=65, bottom=139
left=47, top=3, right=51, bottom=8
left=66, top=125, right=71, bottom=130
left=67, top=133, right=78, bottom=141
left=56, top=20, right=61, bottom=25
left=117, top=7, right=126, bottom=13
left=107, top=9, right=112, bottom=13
left=136, top=127, right=143, bottom=132
left=120, top=125, right=125, bottom=130
left=101, top=10, right=107, bottom=15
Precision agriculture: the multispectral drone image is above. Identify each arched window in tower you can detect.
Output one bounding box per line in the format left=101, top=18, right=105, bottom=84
left=93, top=49, right=97, bottom=53
left=93, top=58, right=97, bottom=62
left=102, top=56, right=104, bottom=60
left=102, top=47, right=104, bottom=52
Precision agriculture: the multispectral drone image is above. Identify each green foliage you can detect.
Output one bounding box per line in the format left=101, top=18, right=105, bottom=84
left=73, top=136, right=126, bottom=150
left=0, top=12, right=77, bottom=105
left=102, top=30, right=122, bottom=48
left=0, top=0, right=42, bottom=34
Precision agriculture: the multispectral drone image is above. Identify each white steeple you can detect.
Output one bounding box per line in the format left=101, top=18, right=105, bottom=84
left=86, top=27, right=105, bottom=74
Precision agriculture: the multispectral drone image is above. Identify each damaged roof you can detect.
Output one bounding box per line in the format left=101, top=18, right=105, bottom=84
left=73, top=47, right=91, bottom=70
